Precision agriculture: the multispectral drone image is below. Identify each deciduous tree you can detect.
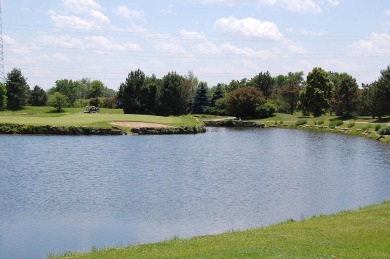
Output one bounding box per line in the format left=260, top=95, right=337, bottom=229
left=0, top=82, right=7, bottom=110
left=298, top=67, right=333, bottom=117
left=330, top=73, right=358, bottom=117
left=226, top=87, right=265, bottom=118
left=48, top=92, right=68, bottom=111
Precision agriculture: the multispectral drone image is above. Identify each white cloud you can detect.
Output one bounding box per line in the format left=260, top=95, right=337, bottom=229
left=282, top=0, right=322, bottom=13
left=50, top=14, right=97, bottom=29
left=352, top=33, right=390, bottom=55
left=89, top=10, right=110, bottom=24
left=115, top=6, right=145, bottom=20
left=63, top=0, right=101, bottom=14
left=326, top=0, right=339, bottom=7
left=385, top=10, right=390, bottom=16
left=215, top=16, right=284, bottom=40
left=221, top=42, right=277, bottom=59
left=3, top=35, right=31, bottom=55
left=85, top=36, right=141, bottom=52
left=37, top=34, right=85, bottom=49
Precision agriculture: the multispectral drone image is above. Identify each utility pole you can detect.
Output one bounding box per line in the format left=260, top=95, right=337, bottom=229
left=0, top=0, right=5, bottom=82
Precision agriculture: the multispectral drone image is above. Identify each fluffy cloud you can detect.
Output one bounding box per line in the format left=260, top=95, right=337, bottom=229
left=115, top=6, right=145, bottom=20
left=50, top=0, right=110, bottom=29
left=63, top=0, right=101, bottom=13
left=352, top=33, right=390, bottom=55
left=215, top=16, right=284, bottom=40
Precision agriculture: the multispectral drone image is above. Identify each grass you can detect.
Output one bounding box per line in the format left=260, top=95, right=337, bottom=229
left=48, top=201, right=390, bottom=258
left=254, top=113, right=390, bottom=143
left=0, top=106, right=199, bottom=128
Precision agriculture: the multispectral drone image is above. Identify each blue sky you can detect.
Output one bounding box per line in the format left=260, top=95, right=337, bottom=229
left=3, top=0, right=390, bottom=90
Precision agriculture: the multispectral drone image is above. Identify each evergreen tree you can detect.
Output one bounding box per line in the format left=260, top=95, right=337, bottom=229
left=121, top=69, right=146, bottom=114
left=250, top=71, right=274, bottom=98
left=192, top=81, right=209, bottom=114
left=158, top=72, right=190, bottom=116
left=6, top=68, right=30, bottom=109
left=30, top=85, right=48, bottom=106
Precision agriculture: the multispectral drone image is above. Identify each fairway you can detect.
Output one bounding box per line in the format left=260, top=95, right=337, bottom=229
left=0, top=107, right=197, bottom=128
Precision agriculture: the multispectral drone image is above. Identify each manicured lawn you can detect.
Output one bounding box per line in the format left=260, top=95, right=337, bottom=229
left=49, top=201, right=390, bottom=258
left=0, top=106, right=198, bottom=128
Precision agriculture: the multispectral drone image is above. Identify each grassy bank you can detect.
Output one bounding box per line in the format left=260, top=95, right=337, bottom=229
left=0, top=106, right=199, bottom=130
left=251, top=113, right=390, bottom=143
left=49, top=201, right=390, bottom=258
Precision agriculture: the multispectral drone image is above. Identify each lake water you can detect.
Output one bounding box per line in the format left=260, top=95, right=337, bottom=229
left=0, top=128, right=389, bottom=258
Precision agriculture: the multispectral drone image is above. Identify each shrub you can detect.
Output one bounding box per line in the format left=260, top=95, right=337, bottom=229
left=295, top=119, right=308, bottom=126
left=378, top=126, right=390, bottom=135
left=374, top=124, right=383, bottom=131
left=255, top=102, right=277, bottom=119
left=329, top=120, right=343, bottom=128
left=318, top=120, right=324, bottom=125
left=348, top=120, right=355, bottom=128
left=362, top=124, right=371, bottom=131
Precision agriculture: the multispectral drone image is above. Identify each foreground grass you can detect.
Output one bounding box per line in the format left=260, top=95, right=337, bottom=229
left=0, top=106, right=198, bottom=128
left=49, top=201, right=390, bottom=259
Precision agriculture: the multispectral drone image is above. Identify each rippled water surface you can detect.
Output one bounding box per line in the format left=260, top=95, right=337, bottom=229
left=1, top=128, right=389, bottom=258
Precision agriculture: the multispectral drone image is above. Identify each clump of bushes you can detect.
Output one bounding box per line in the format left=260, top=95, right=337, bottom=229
left=318, top=120, right=324, bottom=125
left=362, top=124, right=371, bottom=131
left=295, top=119, right=308, bottom=126
left=348, top=120, right=355, bottom=128
left=329, top=119, right=343, bottom=128
left=374, top=124, right=383, bottom=131
left=378, top=126, right=390, bottom=135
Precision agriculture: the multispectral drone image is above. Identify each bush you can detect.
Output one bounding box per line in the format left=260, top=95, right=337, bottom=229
left=362, top=124, right=371, bottom=131
left=329, top=120, right=343, bottom=128
left=255, top=102, right=277, bottom=118
left=378, top=126, right=390, bottom=135
left=318, top=120, right=324, bottom=125
left=295, top=119, right=308, bottom=126
left=374, top=124, right=383, bottom=131
left=348, top=120, right=355, bottom=128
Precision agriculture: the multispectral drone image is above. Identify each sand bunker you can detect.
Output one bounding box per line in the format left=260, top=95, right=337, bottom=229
left=111, top=121, right=173, bottom=128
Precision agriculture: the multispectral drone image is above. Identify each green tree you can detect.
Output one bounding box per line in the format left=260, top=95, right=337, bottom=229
left=0, top=82, right=7, bottom=110
left=88, top=80, right=104, bottom=98
left=372, top=65, right=390, bottom=118
left=226, top=87, right=265, bottom=118
left=280, top=72, right=304, bottom=115
left=298, top=67, right=333, bottom=117
left=330, top=73, right=358, bottom=117
left=120, top=69, right=146, bottom=114
left=210, top=83, right=226, bottom=106
left=48, top=92, right=68, bottom=111
left=6, top=68, right=30, bottom=109
left=142, top=74, right=159, bottom=114
left=158, top=72, right=191, bottom=116
left=48, top=79, right=80, bottom=107
left=250, top=71, right=274, bottom=98
left=192, top=81, right=209, bottom=114
left=30, top=85, right=48, bottom=106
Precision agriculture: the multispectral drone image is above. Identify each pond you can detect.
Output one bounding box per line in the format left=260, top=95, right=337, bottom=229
left=0, top=128, right=389, bottom=258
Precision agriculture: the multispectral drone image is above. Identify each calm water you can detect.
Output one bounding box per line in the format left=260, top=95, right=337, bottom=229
left=0, top=128, right=389, bottom=258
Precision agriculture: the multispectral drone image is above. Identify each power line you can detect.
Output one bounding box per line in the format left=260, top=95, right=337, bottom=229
left=0, top=1, right=5, bottom=82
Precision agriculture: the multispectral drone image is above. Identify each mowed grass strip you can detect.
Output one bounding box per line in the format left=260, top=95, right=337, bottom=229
left=0, top=107, right=198, bottom=128
left=49, top=201, right=390, bottom=259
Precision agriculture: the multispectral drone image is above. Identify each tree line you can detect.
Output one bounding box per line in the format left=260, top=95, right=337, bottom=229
left=0, top=65, right=389, bottom=119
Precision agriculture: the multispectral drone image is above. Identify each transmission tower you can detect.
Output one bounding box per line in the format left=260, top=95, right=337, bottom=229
left=0, top=0, right=4, bottom=82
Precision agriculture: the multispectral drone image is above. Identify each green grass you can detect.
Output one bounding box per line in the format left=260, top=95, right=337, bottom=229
left=49, top=201, right=390, bottom=259
left=0, top=106, right=198, bottom=128
left=252, top=113, right=390, bottom=143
